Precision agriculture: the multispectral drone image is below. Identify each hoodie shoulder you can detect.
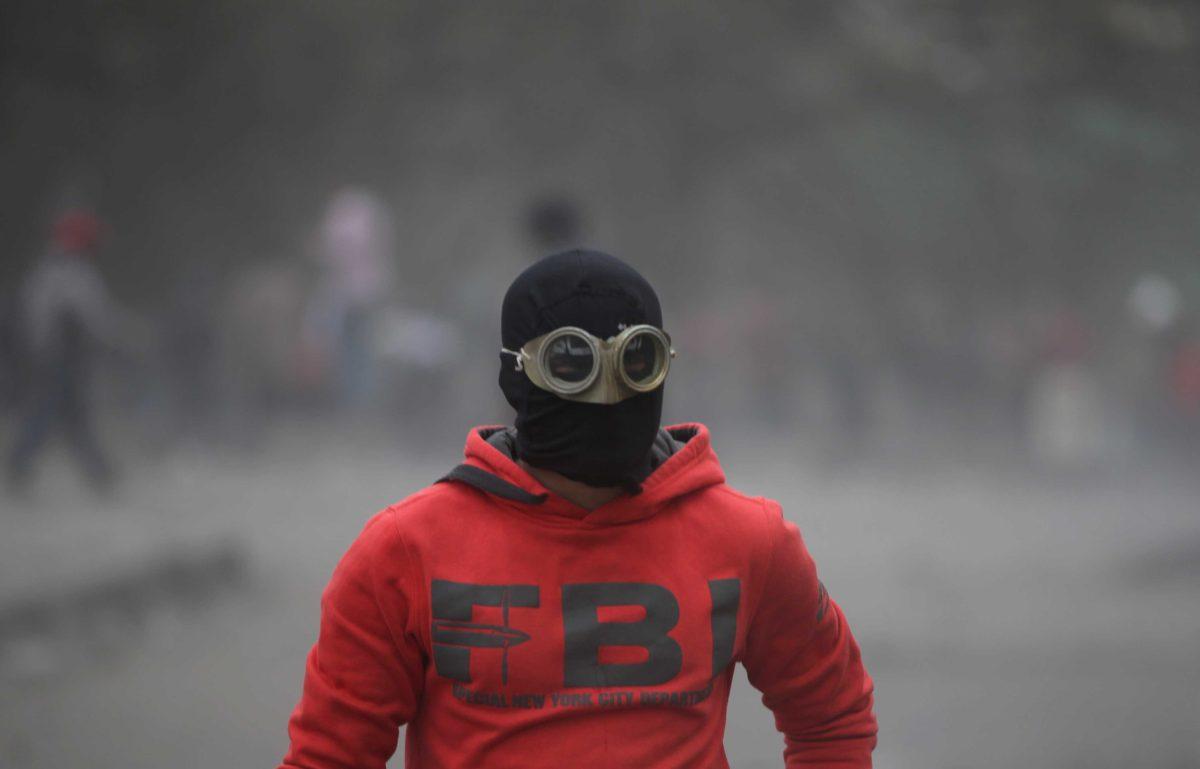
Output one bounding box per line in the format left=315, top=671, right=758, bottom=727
left=706, top=481, right=776, bottom=516
left=683, top=482, right=791, bottom=553
left=384, top=480, right=483, bottom=534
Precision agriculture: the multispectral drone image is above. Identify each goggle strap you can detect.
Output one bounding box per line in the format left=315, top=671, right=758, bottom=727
left=499, top=347, right=525, bottom=371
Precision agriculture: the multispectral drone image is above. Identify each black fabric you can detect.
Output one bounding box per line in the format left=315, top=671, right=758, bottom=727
left=481, top=424, right=690, bottom=467
left=481, top=425, right=521, bottom=456
left=499, top=250, right=665, bottom=488
left=646, top=426, right=691, bottom=472
left=438, top=426, right=691, bottom=504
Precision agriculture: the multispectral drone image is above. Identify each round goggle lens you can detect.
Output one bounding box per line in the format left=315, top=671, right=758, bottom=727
left=621, top=330, right=665, bottom=385
left=544, top=333, right=596, bottom=384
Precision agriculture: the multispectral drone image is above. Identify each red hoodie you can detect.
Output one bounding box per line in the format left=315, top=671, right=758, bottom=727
left=279, top=424, right=876, bottom=769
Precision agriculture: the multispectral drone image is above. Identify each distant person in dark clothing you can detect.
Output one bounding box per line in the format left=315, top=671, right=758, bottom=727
left=0, top=291, right=27, bottom=413
left=6, top=210, right=123, bottom=494
left=525, top=194, right=583, bottom=252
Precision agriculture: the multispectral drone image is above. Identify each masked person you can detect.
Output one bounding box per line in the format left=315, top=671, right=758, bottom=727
left=278, top=249, right=877, bottom=769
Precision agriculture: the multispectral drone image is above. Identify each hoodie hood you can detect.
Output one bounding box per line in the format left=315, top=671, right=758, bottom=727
left=442, top=423, right=726, bottom=526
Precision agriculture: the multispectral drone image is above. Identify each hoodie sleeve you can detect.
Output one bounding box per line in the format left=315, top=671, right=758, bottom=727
left=279, top=510, right=426, bottom=769
left=741, top=501, right=877, bottom=768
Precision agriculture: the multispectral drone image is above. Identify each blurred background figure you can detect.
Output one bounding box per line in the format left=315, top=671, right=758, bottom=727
left=219, top=254, right=309, bottom=445
left=300, top=187, right=395, bottom=411
left=526, top=194, right=584, bottom=252
left=1167, top=322, right=1200, bottom=451
left=0, top=291, right=26, bottom=417
left=158, top=261, right=220, bottom=450
left=1025, top=307, right=1107, bottom=470
left=6, top=210, right=124, bottom=494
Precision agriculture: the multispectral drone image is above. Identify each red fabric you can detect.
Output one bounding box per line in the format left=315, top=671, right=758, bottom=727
left=52, top=209, right=103, bottom=253
left=280, top=423, right=876, bottom=769
left=1171, top=343, right=1200, bottom=415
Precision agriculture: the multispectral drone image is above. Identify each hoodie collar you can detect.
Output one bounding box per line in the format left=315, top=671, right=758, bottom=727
left=453, top=423, right=725, bottom=525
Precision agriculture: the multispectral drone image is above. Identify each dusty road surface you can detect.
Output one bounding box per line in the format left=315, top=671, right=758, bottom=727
left=2, top=428, right=1198, bottom=769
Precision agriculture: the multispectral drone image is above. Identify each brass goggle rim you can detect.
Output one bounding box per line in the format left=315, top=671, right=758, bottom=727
left=502, top=324, right=675, bottom=396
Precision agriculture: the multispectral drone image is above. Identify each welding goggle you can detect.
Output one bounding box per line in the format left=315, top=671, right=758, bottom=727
left=501, top=324, right=675, bottom=404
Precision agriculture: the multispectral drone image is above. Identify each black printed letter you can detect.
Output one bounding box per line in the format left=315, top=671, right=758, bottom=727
left=562, top=582, right=682, bottom=687
left=431, top=579, right=538, bottom=683
left=708, top=578, right=740, bottom=676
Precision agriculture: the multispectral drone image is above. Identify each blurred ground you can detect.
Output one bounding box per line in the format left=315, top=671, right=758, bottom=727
left=1, top=425, right=1197, bottom=769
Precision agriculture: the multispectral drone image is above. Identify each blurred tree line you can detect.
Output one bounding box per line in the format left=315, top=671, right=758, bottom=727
left=1, top=0, right=1198, bottom=346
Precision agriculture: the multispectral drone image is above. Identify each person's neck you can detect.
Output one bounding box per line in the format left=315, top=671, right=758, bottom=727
left=518, top=460, right=624, bottom=511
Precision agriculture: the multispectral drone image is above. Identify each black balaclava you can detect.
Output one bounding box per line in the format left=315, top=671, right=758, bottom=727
left=499, top=249, right=664, bottom=488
